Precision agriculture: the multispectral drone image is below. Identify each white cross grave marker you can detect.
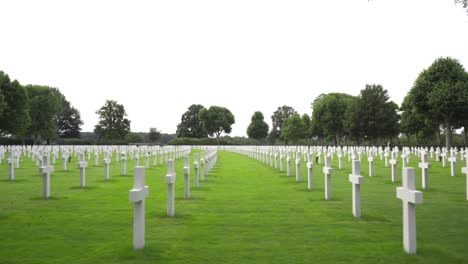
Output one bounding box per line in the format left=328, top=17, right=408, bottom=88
left=7, top=152, right=15, bottom=181
left=194, top=153, right=199, bottom=188
left=323, top=155, right=333, bottom=200
left=296, top=151, right=301, bottom=182
left=396, top=167, right=423, bottom=255
left=349, top=160, right=364, bottom=217
left=104, top=151, right=111, bottom=181
left=129, top=166, right=149, bottom=250
left=449, top=151, right=457, bottom=177
left=184, top=155, right=190, bottom=199
left=390, top=151, right=398, bottom=183
left=307, top=153, right=313, bottom=190
left=166, top=159, right=176, bottom=217
left=77, top=152, right=88, bottom=187
left=122, top=152, right=127, bottom=176
left=418, top=152, right=431, bottom=190
left=287, top=150, right=291, bottom=177
left=39, top=154, right=54, bottom=199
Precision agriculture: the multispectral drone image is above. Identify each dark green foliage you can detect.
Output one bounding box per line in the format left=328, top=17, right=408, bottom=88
left=127, top=132, right=144, bottom=143
left=198, top=106, right=235, bottom=140
left=169, top=136, right=259, bottom=145
left=247, top=111, right=269, bottom=139
left=0, top=74, right=31, bottom=138
left=94, top=100, right=131, bottom=140
left=312, top=93, right=354, bottom=145
left=344, top=85, right=400, bottom=143
left=56, top=99, right=83, bottom=138
left=281, top=113, right=305, bottom=144
left=408, top=57, right=468, bottom=148
left=149, top=127, right=161, bottom=142
left=269, top=105, right=297, bottom=141
left=176, top=104, right=208, bottom=138
left=27, top=86, right=65, bottom=143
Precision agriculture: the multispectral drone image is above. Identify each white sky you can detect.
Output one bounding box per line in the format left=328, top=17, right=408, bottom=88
left=1, top=0, right=468, bottom=136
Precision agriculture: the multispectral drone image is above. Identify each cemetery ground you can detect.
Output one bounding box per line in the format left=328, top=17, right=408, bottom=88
left=1, top=150, right=468, bottom=264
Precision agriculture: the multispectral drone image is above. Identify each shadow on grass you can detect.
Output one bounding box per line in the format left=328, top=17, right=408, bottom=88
left=30, top=196, right=68, bottom=201
left=0, top=179, right=28, bottom=183
left=95, top=179, right=119, bottom=183
left=359, top=213, right=391, bottom=222
left=192, top=186, right=211, bottom=191
left=69, top=186, right=99, bottom=190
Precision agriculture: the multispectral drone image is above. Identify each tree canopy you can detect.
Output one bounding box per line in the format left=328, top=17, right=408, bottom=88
left=312, top=93, right=354, bottom=145
left=199, top=106, right=235, bottom=141
left=176, top=104, right=208, bottom=138
left=408, top=57, right=468, bottom=149
left=281, top=114, right=306, bottom=144
left=149, top=127, right=161, bottom=142
left=94, top=100, right=131, bottom=140
left=247, top=111, right=269, bottom=139
left=270, top=105, right=297, bottom=142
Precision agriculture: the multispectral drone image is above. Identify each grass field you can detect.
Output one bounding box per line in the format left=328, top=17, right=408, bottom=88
left=1, top=149, right=467, bottom=264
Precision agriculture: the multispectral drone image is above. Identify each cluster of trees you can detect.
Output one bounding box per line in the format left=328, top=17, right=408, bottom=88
left=176, top=104, right=235, bottom=143
left=0, top=71, right=83, bottom=144
left=242, top=57, right=467, bottom=148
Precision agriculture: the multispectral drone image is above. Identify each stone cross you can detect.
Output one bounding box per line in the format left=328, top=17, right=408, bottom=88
left=349, top=160, right=364, bottom=218
left=39, top=154, right=54, bottom=199
left=401, top=152, right=408, bottom=177
left=121, top=152, right=127, bottom=176
left=384, top=150, right=389, bottom=167
left=94, top=151, right=99, bottom=167
left=135, top=154, right=140, bottom=167
left=77, top=152, right=88, bottom=187
left=194, top=153, right=199, bottom=188
left=62, top=152, right=68, bottom=171
left=307, top=153, right=313, bottom=190
left=166, top=159, right=176, bottom=217
left=390, top=151, right=398, bottom=183
left=200, top=156, right=205, bottom=181
left=337, top=152, right=343, bottom=169
left=449, top=150, right=457, bottom=177
left=323, top=155, right=333, bottom=200
left=184, top=155, right=190, bottom=199
left=287, top=150, right=291, bottom=177
left=280, top=151, right=284, bottom=172
left=368, top=153, right=374, bottom=177
left=274, top=151, right=278, bottom=169
left=153, top=151, right=158, bottom=167
left=397, top=167, right=423, bottom=255
left=418, top=152, right=431, bottom=190
left=145, top=152, right=150, bottom=169
left=441, top=150, right=447, bottom=167
left=7, top=152, right=15, bottom=181
left=104, top=151, right=111, bottom=181
left=462, top=151, right=468, bottom=200
left=295, top=151, right=301, bottom=182
left=129, top=166, right=149, bottom=250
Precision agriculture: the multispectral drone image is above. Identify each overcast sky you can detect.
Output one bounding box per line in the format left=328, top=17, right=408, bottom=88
left=1, top=0, right=467, bottom=136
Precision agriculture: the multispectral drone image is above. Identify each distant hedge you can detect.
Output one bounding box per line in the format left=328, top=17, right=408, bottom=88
left=168, top=137, right=262, bottom=145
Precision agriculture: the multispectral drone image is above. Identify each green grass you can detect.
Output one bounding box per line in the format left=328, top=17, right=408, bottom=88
left=1, top=149, right=468, bottom=264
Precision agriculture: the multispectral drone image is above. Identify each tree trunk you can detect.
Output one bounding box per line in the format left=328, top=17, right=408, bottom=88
left=335, top=131, right=340, bottom=146
left=437, top=128, right=441, bottom=146
left=445, top=121, right=452, bottom=150
left=464, top=126, right=467, bottom=145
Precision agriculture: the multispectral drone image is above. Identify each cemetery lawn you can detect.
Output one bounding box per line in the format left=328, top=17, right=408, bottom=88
left=1, top=150, right=468, bottom=264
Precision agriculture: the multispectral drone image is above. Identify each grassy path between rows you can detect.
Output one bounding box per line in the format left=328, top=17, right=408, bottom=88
left=1, top=150, right=468, bottom=264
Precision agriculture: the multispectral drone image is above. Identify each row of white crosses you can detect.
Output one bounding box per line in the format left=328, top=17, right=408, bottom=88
left=129, top=146, right=217, bottom=250
left=225, top=145, right=435, bottom=255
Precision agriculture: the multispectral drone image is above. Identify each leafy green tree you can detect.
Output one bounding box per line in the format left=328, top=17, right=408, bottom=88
left=0, top=73, right=31, bottom=140
left=0, top=71, right=6, bottom=119
left=281, top=114, right=305, bottom=144
left=127, top=132, right=144, bottom=143
left=344, top=85, right=399, bottom=144
left=312, top=93, right=354, bottom=145
left=27, top=86, right=64, bottom=143
left=176, top=104, right=208, bottom=138
left=198, top=106, right=235, bottom=142
left=94, top=100, right=131, bottom=140
left=149, top=127, right=161, bottom=142
left=270, top=105, right=297, bottom=142
left=408, top=57, right=468, bottom=149
left=56, top=99, right=83, bottom=138
left=247, top=111, right=269, bottom=140
left=301, top=113, right=312, bottom=144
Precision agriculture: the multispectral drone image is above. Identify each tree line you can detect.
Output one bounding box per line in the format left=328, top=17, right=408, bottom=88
left=175, top=57, right=468, bottom=148
left=0, top=71, right=83, bottom=144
